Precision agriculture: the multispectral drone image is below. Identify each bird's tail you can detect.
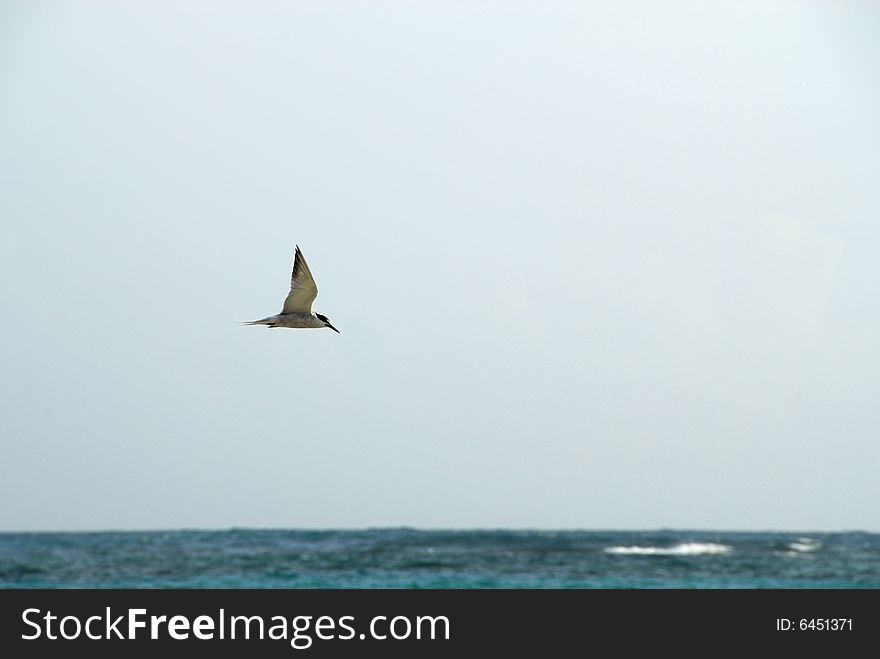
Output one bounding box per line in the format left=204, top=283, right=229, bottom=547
left=241, top=317, right=275, bottom=326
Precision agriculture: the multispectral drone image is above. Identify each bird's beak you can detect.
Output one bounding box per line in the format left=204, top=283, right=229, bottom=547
left=326, top=323, right=340, bottom=334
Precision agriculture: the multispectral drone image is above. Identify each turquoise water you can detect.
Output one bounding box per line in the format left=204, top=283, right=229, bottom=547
left=2, top=529, right=878, bottom=588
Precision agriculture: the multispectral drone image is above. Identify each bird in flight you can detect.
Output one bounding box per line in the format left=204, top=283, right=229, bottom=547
left=244, top=245, right=340, bottom=333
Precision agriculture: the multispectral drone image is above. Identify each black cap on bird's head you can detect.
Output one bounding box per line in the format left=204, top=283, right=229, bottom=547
left=315, top=313, right=340, bottom=333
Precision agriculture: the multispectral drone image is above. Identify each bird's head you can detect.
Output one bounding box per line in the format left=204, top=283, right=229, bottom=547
left=315, top=313, right=340, bottom=333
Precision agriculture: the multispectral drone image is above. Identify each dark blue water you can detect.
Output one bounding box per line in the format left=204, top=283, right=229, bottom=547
left=2, top=529, right=878, bottom=588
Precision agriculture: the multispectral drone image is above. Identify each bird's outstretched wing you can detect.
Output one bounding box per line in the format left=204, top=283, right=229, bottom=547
left=281, top=245, right=319, bottom=314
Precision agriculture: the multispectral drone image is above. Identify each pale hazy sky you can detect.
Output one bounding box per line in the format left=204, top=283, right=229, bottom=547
left=2, top=1, right=879, bottom=532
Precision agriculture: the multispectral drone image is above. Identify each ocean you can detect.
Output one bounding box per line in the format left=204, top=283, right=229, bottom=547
left=2, top=529, right=878, bottom=589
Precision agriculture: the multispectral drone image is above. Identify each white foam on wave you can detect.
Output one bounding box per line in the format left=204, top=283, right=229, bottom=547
left=787, top=538, right=820, bottom=553
left=605, top=542, right=732, bottom=556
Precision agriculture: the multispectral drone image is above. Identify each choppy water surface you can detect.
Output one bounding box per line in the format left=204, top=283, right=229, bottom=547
left=2, top=529, right=878, bottom=588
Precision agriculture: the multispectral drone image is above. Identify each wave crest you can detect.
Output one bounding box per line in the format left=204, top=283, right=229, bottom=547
left=787, top=538, right=821, bottom=553
left=605, top=542, right=732, bottom=556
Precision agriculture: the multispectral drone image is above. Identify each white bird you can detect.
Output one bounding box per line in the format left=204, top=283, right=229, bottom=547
left=244, top=245, right=340, bottom=333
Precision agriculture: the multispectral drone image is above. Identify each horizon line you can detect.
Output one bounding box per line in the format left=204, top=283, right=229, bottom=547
left=1, top=525, right=876, bottom=535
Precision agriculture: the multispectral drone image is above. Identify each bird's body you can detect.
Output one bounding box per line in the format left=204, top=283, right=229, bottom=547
left=245, top=246, right=339, bottom=333
left=243, top=312, right=326, bottom=329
